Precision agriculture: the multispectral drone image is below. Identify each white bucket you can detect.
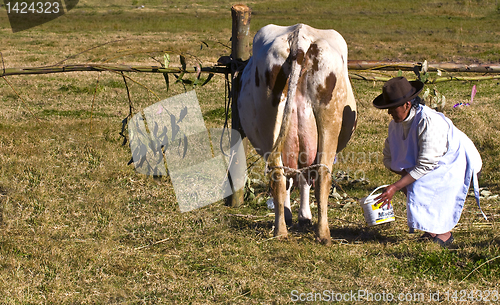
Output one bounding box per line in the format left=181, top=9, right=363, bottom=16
left=359, top=185, right=395, bottom=226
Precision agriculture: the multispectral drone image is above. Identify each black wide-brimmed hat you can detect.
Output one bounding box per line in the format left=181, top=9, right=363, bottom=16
left=373, top=77, right=424, bottom=109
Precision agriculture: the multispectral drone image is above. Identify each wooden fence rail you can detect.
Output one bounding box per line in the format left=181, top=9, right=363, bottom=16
left=0, top=64, right=229, bottom=77
left=348, top=61, right=500, bottom=73
left=3, top=61, right=499, bottom=83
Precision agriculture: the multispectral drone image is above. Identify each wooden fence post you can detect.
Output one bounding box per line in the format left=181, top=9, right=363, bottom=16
left=231, top=4, right=252, bottom=61
left=226, top=4, right=251, bottom=208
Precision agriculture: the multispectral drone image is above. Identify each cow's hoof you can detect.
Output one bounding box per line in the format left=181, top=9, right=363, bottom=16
left=317, top=228, right=332, bottom=245
left=274, top=231, right=289, bottom=240
left=317, top=236, right=332, bottom=245
left=298, top=218, right=312, bottom=227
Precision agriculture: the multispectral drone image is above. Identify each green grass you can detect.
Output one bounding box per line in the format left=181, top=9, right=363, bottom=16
left=0, top=0, right=499, bottom=303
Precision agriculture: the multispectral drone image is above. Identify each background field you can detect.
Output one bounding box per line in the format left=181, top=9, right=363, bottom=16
left=1, top=0, right=500, bottom=303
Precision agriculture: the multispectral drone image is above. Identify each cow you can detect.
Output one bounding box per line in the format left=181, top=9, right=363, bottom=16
left=237, top=23, right=357, bottom=244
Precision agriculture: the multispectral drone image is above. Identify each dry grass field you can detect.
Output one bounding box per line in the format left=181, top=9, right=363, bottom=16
left=1, top=0, right=500, bottom=303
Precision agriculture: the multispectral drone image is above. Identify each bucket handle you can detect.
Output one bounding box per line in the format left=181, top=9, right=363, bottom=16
left=368, top=184, right=390, bottom=198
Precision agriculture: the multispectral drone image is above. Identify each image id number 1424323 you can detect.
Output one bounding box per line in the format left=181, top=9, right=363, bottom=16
left=5, top=2, right=60, bottom=14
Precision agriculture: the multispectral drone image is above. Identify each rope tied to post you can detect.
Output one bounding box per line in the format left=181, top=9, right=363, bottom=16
left=219, top=55, right=249, bottom=158
left=230, top=56, right=248, bottom=81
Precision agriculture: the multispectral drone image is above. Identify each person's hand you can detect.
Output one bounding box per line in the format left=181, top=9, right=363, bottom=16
left=375, top=173, right=416, bottom=208
left=375, top=184, right=398, bottom=209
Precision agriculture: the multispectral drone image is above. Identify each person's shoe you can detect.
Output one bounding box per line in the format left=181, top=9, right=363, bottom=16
left=433, top=233, right=454, bottom=248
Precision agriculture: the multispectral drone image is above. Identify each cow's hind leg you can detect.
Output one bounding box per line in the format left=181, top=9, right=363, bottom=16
left=270, top=168, right=288, bottom=238
left=315, top=164, right=332, bottom=245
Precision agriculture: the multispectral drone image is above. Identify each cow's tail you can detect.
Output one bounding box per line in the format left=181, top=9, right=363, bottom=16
left=268, top=25, right=304, bottom=169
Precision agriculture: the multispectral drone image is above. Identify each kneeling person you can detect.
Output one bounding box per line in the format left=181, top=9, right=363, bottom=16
left=373, top=77, right=486, bottom=247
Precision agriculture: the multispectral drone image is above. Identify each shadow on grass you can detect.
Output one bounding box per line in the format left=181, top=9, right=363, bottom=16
left=227, top=213, right=401, bottom=245
left=226, top=214, right=274, bottom=239
left=330, top=224, right=401, bottom=244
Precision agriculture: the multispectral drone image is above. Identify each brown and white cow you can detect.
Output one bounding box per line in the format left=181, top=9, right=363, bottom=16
left=238, top=24, right=357, bottom=244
